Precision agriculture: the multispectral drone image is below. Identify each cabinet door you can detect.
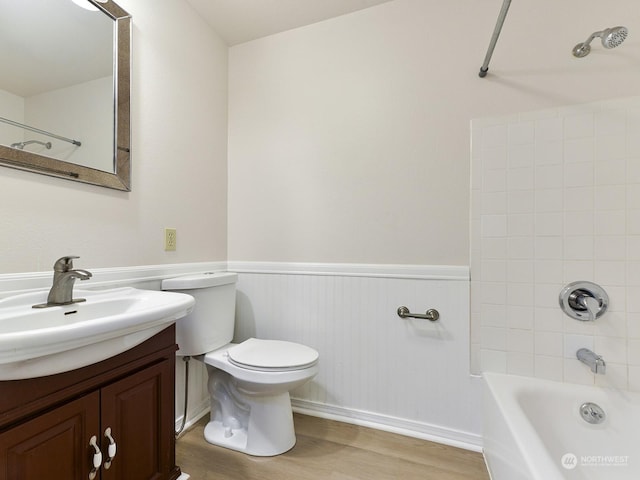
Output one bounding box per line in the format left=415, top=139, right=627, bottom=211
left=0, top=391, right=100, bottom=480
left=100, top=360, right=175, bottom=480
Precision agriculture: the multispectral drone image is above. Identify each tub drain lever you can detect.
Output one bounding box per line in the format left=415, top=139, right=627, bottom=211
left=397, top=306, right=440, bottom=322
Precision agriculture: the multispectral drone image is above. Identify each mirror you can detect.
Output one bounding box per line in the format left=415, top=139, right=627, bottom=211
left=0, top=0, right=131, bottom=191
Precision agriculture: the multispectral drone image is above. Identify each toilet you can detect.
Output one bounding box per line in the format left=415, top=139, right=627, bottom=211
left=162, top=272, right=319, bottom=456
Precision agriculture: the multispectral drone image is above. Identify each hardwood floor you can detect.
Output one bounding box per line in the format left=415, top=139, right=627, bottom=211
left=176, top=414, right=490, bottom=479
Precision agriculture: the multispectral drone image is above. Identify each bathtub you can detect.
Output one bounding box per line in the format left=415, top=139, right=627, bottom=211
left=483, top=372, right=638, bottom=480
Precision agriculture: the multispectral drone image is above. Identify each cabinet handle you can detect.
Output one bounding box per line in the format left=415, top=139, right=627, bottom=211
left=104, top=427, right=117, bottom=469
left=88, top=435, right=102, bottom=480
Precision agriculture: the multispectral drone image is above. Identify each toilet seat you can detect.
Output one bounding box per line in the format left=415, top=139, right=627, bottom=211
left=227, top=338, right=319, bottom=372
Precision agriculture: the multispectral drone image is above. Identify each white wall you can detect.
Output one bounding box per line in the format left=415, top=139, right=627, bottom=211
left=25, top=76, right=113, bottom=171
left=0, top=0, right=228, bottom=273
left=227, top=0, right=640, bottom=266
left=0, top=89, right=24, bottom=145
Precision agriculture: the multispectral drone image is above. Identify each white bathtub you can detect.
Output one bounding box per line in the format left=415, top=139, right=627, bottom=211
left=483, top=372, right=639, bottom=480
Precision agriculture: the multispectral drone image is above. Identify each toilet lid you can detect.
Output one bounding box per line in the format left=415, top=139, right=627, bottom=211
left=227, top=338, right=319, bottom=371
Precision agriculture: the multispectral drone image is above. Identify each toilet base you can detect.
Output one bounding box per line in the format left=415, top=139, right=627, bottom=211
left=204, top=391, right=297, bottom=456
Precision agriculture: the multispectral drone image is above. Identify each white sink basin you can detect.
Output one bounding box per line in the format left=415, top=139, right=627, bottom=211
left=0, top=287, right=195, bottom=380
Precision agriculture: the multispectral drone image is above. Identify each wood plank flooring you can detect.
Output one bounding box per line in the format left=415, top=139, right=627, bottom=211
left=176, top=414, right=490, bottom=480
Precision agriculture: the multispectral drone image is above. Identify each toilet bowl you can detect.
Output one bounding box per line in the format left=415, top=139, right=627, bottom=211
left=162, top=273, right=319, bottom=456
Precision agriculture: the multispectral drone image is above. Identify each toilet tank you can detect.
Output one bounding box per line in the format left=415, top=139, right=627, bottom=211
left=161, top=272, right=238, bottom=356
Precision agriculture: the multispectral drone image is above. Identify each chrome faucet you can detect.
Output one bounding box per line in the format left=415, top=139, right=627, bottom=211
left=33, top=256, right=92, bottom=308
left=577, top=348, right=606, bottom=374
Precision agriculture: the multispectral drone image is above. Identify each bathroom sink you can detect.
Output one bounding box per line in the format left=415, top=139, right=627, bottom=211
left=0, top=287, right=194, bottom=380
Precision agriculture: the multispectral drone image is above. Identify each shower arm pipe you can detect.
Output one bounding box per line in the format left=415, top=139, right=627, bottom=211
left=479, top=0, right=512, bottom=78
left=0, top=116, right=81, bottom=147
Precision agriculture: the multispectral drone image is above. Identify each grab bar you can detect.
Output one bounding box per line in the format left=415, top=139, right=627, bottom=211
left=397, top=306, right=440, bottom=322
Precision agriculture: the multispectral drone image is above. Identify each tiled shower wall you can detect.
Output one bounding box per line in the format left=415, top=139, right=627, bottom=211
left=470, top=96, right=640, bottom=389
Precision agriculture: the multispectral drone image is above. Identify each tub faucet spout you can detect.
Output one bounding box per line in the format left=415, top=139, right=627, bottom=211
left=577, top=348, right=606, bottom=374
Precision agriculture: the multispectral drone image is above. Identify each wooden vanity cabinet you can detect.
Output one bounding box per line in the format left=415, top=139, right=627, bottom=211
left=0, top=325, right=181, bottom=480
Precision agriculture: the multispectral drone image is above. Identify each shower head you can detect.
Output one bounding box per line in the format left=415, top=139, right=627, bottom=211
left=573, top=26, right=628, bottom=58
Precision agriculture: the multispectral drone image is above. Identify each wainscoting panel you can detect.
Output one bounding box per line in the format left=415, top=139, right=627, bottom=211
left=229, top=264, right=482, bottom=448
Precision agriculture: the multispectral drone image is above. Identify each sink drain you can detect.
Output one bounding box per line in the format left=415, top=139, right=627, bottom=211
left=580, top=402, right=606, bottom=424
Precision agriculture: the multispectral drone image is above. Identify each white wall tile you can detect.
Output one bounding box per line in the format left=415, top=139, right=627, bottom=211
left=507, top=260, right=534, bottom=283
left=508, top=237, right=534, bottom=259
left=563, top=358, right=595, bottom=385
left=481, top=192, right=508, bottom=214
left=564, top=211, right=594, bottom=236
left=594, top=261, right=626, bottom=286
left=594, top=336, right=627, bottom=364
left=535, top=118, right=563, bottom=142
left=481, top=282, right=507, bottom=304
left=593, top=235, right=627, bottom=261
left=626, top=313, right=640, bottom=338
left=594, top=362, right=627, bottom=389
left=472, top=96, right=640, bottom=388
left=563, top=260, right=594, bottom=282
left=534, top=331, right=563, bottom=357
left=535, top=236, right=563, bottom=259
left=535, top=188, right=563, bottom=213
left=595, top=110, right=626, bottom=137
left=508, top=191, right=535, bottom=214
left=507, top=306, right=534, bottom=330
left=482, top=147, right=507, bottom=170
left=564, top=236, right=594, bottom=260
left=481, top=349, right=507, bottom=373
left=564, top=333, right=594, bottom=358
left=564, top=186, right=594, bottom=212
left=482, top=125, right=507, bottom=148
left=483, top=169, right=507, bottom=192
left=595, top=185, right=626, bottom=211
left=508, top=122, right=534, bottom=145
left=481, top=215, right=507, bottom=237
left=481, top=303, right=507, bottom=327
left=481, top=238, right=507, bottom=259
left=627, top=338, right=640, bottom=365
left=508, top=214, right=534, bottom=236
left=535, top=141, right=563, bottom=166
left=535, top=213, right=563, bottom=236
left=536, top=165, right=563, bottom=189
left=481, top=260, right=507, bottom=282
left=596, top=135, right=627, bottom=161
left=481, top=327, right=507, bottom=350
left=628, top=366, right=640, bottom=392
left=508, top=168, right=534, bottom=191
left=534, top=307, right=564, bottom=332
left=508, top=329, right=534, bottom=353
left=507, top=352, right=534, bottom=375
left=594, top=312, right=627, bottom=338
left=564, top=114, right=594, bottom=140
left=564, top=138, right=595, bottom=163
left=508, top=144, right=535, bottom=168
left=564, top=162, right=594, bottom=188
left=506, top=283, right=534, bottom=306
left=534, top=355, right=564, bottom=381
left=595, top=158, right=626, bottom=185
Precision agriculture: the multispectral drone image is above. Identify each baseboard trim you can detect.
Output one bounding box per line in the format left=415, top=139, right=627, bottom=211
left=291, top=398, right=483, bottom=452
left=228, top=261, right=469, bottom=281
left=177, top=398, right=482, bottom=452
left=175, top=398, right=210, bottom=438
